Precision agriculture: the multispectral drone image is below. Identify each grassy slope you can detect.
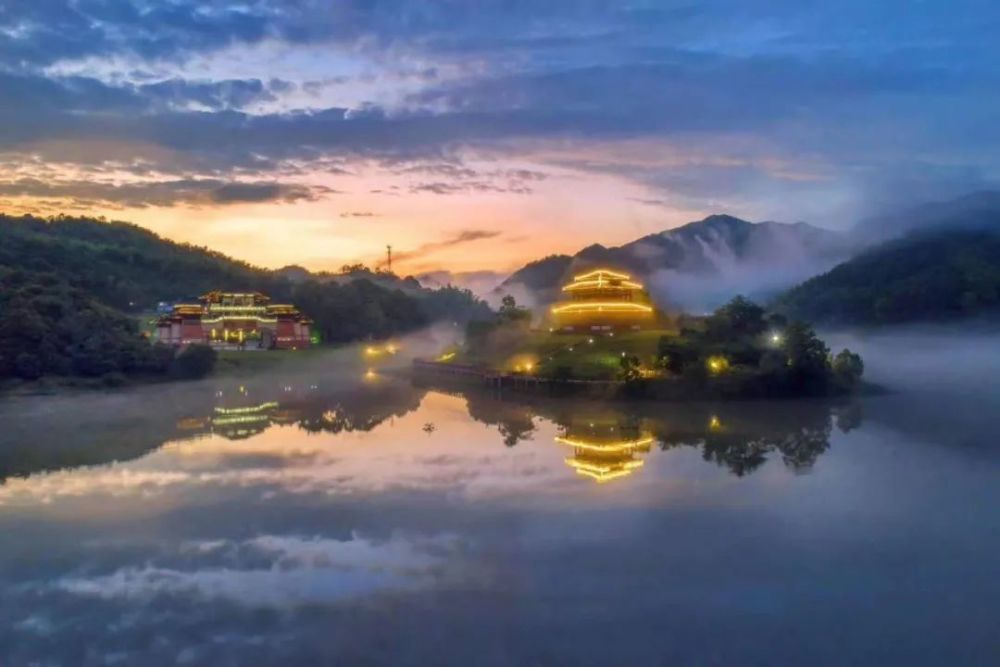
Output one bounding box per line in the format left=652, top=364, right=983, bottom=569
left=448, top=329, right=674, bottom=380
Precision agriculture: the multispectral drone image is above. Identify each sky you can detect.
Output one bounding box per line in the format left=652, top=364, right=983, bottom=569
left=1, top=1, right=999, bottom=275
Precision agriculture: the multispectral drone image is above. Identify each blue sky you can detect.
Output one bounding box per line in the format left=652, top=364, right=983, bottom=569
left=1, top=1, right=998, bottom=271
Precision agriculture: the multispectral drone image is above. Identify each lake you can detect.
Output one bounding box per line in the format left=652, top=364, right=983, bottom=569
left=1, top=331, right=998, bottom=666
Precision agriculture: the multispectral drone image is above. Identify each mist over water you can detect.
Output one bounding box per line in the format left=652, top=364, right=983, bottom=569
left=0, top=326, right=997, bottom=666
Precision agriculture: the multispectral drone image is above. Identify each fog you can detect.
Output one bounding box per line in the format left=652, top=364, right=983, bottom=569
left=0, top=323, right=461, bottom=456
left=648, top=258, right=839, bottom=313
left=823, top=324, right=1000, bottom=450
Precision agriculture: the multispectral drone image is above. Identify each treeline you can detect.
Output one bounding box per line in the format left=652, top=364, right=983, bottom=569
left=0, top=214, right=493, bottom=384
left=651, top=296, right=864, bottom=398
left=0, top=268, right=215, bottom=383
left=292, top=280, right=491, bottom=343
left=776, top=229, right=1000, bottom=325
left=0, top=214, right=289, bottom=311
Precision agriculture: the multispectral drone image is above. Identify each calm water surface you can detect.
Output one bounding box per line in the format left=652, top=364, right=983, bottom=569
left=1, top=334, right=998, bottom=666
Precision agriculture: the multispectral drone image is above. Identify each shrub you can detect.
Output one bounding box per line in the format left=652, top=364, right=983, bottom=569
left=832, top=348, right=864, bottom=390
left=171, top=344, right=217, bottom=380
left=14, top=352, right=43, bottom=380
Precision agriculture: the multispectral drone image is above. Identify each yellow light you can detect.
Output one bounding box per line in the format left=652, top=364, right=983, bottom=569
left=587, top=337, right=594, bottom=344
left=437, top=352, right=456, bottom=362
left=525, top=362, right=534, bottom=372
left=709, top=415, right=723, bottom=430
left=211, top=414, right=270, bottom=426
left=770, top=332, right=783, bottom=345
left=707, top=355, right=729, bottom=374
left=562, top=279, right=645, bottom=291
left=364, top=346, right=379, bottom=356
left=385, top=344, right=398, bottom=354
left=565, top=458, right=644, bottom=482
left=365, top=369, right=377, bottom=380
left=572, top=268, right=631, bottom=282
left=551, top=302, right=653, bottom=314
left=556, top=436, right=654, bottom=453
left=213, top=401, right=279, bottom=415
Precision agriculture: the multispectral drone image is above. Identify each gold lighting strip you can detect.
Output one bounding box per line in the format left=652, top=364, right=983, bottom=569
left=572, top=269, right=631, bottom=282
left=562, top=279, right=644, bottom=291
left=555, top=436, right=655, bottom=453
left=211, top=414, right=271, bottom=426
left=551, top=302, right=653, bottom=314
left=200, top=317, right=278, bottom=324
left=214, top=401, right=279, bottom=415
left=207, top=306, right=269, bottom=313
left=565, top=458, right=644, bottom=482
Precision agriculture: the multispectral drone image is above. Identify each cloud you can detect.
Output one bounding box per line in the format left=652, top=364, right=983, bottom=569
left=415, top=269, right=506, bottom=296
left=48, top=534, right=462, bottom=608
left=0, top=1, right=999, bottom=226
left=387, top=229, right=503, bottom=267
left=0, top=177, right=336, bottom=209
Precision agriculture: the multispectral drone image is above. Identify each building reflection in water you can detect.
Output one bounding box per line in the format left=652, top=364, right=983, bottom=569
left=556, top=417, right=654, bottom=483
left=1, top=370, right=857, bottom=487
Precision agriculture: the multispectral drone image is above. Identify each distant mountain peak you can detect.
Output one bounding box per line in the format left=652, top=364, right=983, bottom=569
left=499, top=213, right=848, bottom=308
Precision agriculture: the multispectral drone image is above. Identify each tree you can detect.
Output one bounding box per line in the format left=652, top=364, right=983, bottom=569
left=704, top=296, right=767, bottom=341
left=657, top=336, right=697, bottom=374
left=783, top=321, right=831, bottom=392
left=14, top=352, right=42, bottom=380
left=831, top=349, right=864, bottom=389
left=619, top=354, right=642, bottom=382
left=171, top=344, right=217, bottom=379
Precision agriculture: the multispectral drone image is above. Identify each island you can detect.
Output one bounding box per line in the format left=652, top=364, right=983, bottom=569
left=416, top=267, right=865, bottom=400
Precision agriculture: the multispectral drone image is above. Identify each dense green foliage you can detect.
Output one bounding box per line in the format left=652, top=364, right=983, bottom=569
left=654, top=297, right=862, bottom=397
left=0, top=214, right=492, bottom=385
left=446, top=293, right=860, bottom=398
left=0, top=268, right=175, bottom=381
left=776, top=230, right=1000, bottom=324
left=0, top=214, right=289, bottom=311
left=293, top=280, right=490, bottom=343
left=171, top=344, right=217, bottom=379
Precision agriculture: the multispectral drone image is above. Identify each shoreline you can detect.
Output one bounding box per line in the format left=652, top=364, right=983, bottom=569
left=411, top=358, right=880, bottom=402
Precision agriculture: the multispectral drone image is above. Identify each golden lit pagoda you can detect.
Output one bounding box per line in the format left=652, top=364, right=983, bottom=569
left=550, top=268, right=656, bottom=332
left=557, top=418, right=654, bottom=483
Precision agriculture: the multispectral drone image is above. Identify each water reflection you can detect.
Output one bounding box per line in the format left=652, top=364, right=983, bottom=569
left=0, top=375, right=856, bottom=486
left=2, top=368, right=998, bottom=666
left=556, top=416, right=654, bottom=483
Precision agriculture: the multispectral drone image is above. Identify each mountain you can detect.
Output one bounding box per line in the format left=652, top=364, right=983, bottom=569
left=0, top=214, right=491, bottom=382
left=857, top=191, right=1000, bottom=242
left=1, top=214, right=290, bottom=311
left=499, top=215, right=851, bottom=310
left=415, top=270, right=506, bottom=298
left=276, top=263, right=425, bottom=292
left=775, top=229, right=1000, bottom=325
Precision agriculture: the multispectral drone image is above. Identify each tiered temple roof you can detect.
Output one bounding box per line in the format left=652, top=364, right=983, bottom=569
left=550, top=268, right=656, bottom=330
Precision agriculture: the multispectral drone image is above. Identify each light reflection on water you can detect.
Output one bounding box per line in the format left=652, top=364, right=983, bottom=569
left=0, top=368, right=997, bottom=666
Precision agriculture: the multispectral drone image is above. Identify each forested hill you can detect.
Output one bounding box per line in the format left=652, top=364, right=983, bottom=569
left=0, top=214, right=290, bottom=311
left=0, top=214, right=491, bottom=384
left=775, top=229, right=1000, bottom=325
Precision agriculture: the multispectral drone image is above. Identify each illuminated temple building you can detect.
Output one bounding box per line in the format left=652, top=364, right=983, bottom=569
left=156, top=291, right=312, bottom=349
left=550, top=269, right=656, bottom=332
left=557, top=418, right=654, bottom=483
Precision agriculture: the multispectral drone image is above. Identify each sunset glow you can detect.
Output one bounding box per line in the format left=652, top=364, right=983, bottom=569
left=3, top=2, right=997, bottom=278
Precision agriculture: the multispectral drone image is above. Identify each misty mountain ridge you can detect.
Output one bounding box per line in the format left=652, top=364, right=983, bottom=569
left=775, top=227, right=1000, bottom=325
left=500, top=214, right=854, bottom=311
left=858, top=190, right=1000, bottom=242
